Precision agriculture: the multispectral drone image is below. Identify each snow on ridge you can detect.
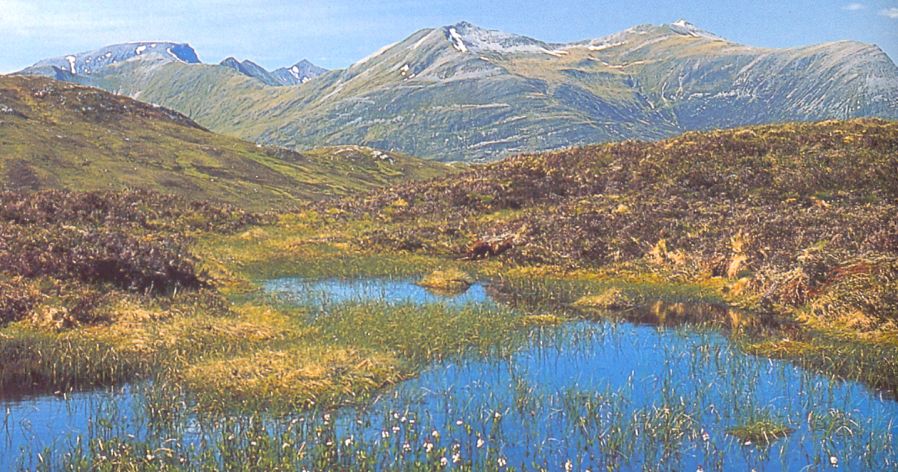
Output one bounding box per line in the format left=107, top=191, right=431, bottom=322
left=668, top=19, right=724, bottom=41
left=448, top=27, right=469, bottom=53
left=65, top=56, right=77, bottom=74
left=445, top=23, right=566, bottom=56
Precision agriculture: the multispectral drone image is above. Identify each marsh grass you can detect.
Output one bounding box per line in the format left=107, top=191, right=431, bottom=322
left=22, top=317, right=897, bottom=471
left=4, top=197, right=898, bottom=470
left=727, top=416, right=795, bottom=446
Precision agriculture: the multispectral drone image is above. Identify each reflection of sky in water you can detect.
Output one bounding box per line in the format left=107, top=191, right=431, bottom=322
left=2, top=279, right=897, bottom=470
left=330, top=321, right=898, bottom=470
left=1, top=387, right=141, bottom=471
left=263, top=277, right=493, bottom=308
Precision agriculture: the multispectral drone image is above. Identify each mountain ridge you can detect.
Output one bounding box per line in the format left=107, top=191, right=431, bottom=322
left=14, top=20, right=898, bottom=161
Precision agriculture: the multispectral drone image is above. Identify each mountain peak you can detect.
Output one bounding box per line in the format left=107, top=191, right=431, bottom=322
left=439, top=21, right=549, bottom=55
left=19, top=42, right=200, bottom=79
left=272, top=59, right=328, bottom=85
left=665, top=20, right=724, bottom=40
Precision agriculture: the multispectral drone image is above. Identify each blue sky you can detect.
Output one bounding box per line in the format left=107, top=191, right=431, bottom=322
left=1, top=0, right=897, bottom=73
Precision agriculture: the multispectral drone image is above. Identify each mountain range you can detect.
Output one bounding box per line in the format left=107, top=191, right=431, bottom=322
left=15, top=21, right=898, bottom=161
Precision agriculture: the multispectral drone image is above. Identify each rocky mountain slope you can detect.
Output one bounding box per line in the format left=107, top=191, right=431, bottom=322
left=0, top=76, right=447, bottom=210
left=221, top=57, right=328, bottom=86
left=17, top=21, right=898, bottom=161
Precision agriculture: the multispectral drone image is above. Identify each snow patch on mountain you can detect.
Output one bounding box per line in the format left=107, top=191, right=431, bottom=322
left=448, top=27, right=469, bottom=52
left=668, top=20, right=724, bottom=41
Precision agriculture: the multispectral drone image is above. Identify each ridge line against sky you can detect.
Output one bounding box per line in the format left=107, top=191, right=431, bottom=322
left=1, top=0, right=897, bottom=73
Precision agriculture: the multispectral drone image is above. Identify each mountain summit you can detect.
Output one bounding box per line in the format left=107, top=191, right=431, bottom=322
left=221, top=57, right=328, bottom=86
left=15, top=21, right=898, bottom=161
left=20, top=42, right=200, bottom=81
left=272, top=60, right=329, bottom=85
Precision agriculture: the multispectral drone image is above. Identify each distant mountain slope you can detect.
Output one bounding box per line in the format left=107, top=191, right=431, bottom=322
left=19, top=42, right=201, bottom=82
left=0, top=76, right=448, bottom=211
left=271, top=60, right=329, bottom=85
left=221, top=58, right=328, bottom=86
left=17, top=21, right=898, bottom=161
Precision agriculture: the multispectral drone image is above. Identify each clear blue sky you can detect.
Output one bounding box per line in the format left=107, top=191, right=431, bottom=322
left=2, top=0, right=896, bottom=73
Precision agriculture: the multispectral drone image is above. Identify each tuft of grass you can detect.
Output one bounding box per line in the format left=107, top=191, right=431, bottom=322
left=573, top=288, right=638, bottom=310
left=727, top=417, right=795, bottom=446
left=521, top=314, right=564, bottom=326
left=418, top=268, right=475, bottom=293
left=182, top=345, right=407, bottom=411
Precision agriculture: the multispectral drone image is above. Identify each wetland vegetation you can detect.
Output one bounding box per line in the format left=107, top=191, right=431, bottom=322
left=1, top=120, right=897, bottom=470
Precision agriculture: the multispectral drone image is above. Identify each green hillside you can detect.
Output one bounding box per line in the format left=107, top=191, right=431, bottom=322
left=0, top=76, right=448, bottom=210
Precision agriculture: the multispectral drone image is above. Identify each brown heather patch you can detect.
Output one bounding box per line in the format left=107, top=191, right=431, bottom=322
left=319, top=120, right=898, bottom=330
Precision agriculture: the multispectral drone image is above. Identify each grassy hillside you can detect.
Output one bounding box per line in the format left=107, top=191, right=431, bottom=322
left=0, top=76, right=448, bottom=210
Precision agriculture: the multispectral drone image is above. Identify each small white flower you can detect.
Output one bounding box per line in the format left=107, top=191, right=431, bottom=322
left=498, top=457, right=508, bottom=467
left=564, top=459, right=573, bottom=471
left=456, top=419, right=464, bottom=426
left=432, top=430, right=441, bottom=439
left=697, top=466, right=704, bottom=472
left=830, top=456, right=839, bottom=468
left=392, top=425, right=401, bottom=433
left=424, top=442, right=434, bottom=453
left=400, top=416, right=407, bottom=423
left=403, top=443, right=412, bottom=453
left=344, top=437, right=353, bottom=447
left=440, top=457, right=449, bottom=467
left=702, top=430, right=710, bottom=442
left=494, top=411, right=503, bottom=421
left=381, top=430, right=391, bottom=439
left=323, top=413, right=331, bottom=422
left=476, top=437, right=485, bottom=448
left=452, top=453, right=462, bottom=464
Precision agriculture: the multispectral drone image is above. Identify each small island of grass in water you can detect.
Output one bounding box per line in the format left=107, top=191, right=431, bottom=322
left=418, top=268, right=476, bottom=293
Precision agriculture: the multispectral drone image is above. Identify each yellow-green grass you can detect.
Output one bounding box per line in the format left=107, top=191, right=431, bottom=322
left=727, top=417, right=795, bottom=446
left=0, top=75, right=450, bottom=211
left=418, top=268, right=475, bottom=292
